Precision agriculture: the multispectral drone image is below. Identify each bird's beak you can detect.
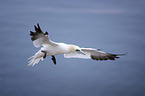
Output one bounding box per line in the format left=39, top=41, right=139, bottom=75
left=77, top=50, right=86, bottom=55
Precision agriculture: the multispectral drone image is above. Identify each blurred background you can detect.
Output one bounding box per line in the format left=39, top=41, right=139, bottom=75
left=0, top=0, right=145, bottom=96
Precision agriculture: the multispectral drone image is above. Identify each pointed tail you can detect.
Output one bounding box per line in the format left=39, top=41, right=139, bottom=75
left=28, top=50, right=44, bottom=66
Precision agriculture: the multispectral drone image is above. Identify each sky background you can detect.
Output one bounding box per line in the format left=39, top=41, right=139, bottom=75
left=0, top=0, right=145, bottom=96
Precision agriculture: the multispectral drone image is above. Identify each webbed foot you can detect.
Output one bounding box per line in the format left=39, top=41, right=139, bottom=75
left=41, top=51, right=47, bottom=59
left=51, top=56, right=56, bottom=65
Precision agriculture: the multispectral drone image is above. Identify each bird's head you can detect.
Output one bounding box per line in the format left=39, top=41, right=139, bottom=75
left=69, top=45, right=86, bottom=55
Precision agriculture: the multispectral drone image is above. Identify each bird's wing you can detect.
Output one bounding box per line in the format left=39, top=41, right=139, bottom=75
left=30, top=23, right=57, bottom=48
left=64, top=48, right=125, bottom=61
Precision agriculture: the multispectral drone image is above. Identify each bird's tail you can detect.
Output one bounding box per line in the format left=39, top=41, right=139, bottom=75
left=28, top=50, right=44, bottom=66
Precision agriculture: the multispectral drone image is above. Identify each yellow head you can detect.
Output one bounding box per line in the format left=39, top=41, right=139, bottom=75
left=69, top=45, right=86, bottom=55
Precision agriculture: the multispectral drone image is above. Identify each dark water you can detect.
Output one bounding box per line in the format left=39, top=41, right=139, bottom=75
left=0, top=0, right=145, bottom=96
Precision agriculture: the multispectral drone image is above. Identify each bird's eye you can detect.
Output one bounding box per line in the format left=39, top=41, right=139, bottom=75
left=76, top=49, right=80, bottom=51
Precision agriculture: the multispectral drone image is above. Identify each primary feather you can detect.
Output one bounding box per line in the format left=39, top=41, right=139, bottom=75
left=64, top=48, right=122, bottom=61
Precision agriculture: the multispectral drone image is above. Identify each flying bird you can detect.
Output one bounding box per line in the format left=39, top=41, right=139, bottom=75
left=28, top=23, right=125, bottom=66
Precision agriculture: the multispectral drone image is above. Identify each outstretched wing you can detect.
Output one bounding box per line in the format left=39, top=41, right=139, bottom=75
left=30, top=23, right=57, bottom=48
left=64, top=48, right=125, bottom=61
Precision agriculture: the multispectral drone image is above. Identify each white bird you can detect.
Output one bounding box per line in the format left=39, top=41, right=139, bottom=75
left=28, top=23, right=126, bottom=66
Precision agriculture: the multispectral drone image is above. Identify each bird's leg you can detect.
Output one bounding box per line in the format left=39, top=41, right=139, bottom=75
left=51, top=56, right=56, bottom=65
left=41, top=51, right=47, bottom=59
left=41, top=51, right=56, bottom=64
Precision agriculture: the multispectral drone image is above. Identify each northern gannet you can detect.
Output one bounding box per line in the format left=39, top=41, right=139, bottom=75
left=28, top=24, right=125, bottom=66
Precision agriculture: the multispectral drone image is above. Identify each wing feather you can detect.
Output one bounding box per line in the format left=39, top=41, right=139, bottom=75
left=30, top=23, right=57, bottom=47
left=82, top=48, right=121, bottom=61
left=64, top=48, right=125, bottom=61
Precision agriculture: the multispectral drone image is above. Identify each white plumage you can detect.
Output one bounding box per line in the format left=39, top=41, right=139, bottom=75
left=28, top=24, right=125, bottom=66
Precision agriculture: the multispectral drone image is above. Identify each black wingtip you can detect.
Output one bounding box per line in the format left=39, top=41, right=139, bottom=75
left=30, top=23, right=50, bottom=41
left=44, top=31, right=49, bottom=35
left=37, top=23, right=40, bottom=28
left=29, top=23, right=44, bottom=41
left=33, top=23, right=42, bottom=32
left=34, top=25, right=37, bottom=31
left=91, top=52, right=122, bottom=61
left=30, top=31, right=35, bottom=36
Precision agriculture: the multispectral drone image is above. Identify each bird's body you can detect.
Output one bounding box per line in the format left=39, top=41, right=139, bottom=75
left=42, top=43, right=69, bottom=55
left=28, top=24, right=126, bottom=66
